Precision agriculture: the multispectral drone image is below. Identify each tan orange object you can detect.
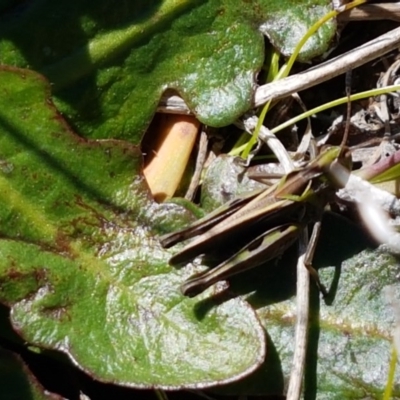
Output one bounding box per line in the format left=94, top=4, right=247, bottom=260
left=144, top=114, right=200, bottom=202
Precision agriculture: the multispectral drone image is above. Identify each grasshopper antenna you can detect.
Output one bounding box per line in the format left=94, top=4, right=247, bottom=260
left=341, top=69, right=352, bottom=150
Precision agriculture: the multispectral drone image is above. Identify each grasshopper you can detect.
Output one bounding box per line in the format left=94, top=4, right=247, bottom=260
left=160, top=143, right=352, bottom=297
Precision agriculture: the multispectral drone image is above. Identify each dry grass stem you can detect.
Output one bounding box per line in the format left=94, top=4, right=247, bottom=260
left=338, top=2, right=400, bottom=22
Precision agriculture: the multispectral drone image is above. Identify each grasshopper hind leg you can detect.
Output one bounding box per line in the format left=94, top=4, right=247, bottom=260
left=304, top=221, right=328, bottom=297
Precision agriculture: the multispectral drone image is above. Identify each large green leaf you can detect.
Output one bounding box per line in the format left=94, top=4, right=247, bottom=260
left=249, top=244, right=400, bottom=398
left=0, top=66, right=266, bottom=388
left=0, top=0, right=335, bottom=138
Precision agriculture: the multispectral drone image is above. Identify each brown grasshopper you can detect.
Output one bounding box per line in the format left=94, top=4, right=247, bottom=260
left=160, top=144, right=352, bottom=297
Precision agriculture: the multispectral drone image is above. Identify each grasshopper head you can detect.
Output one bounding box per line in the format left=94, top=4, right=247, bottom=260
left=323, top=146, right=352, bottom=189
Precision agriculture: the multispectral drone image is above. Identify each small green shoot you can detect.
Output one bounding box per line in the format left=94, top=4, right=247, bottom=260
left=231, top=84, right=400, bottom=157
left=382, top=346, right=397, bottom=400
left=271, top=85, right=400, bottom=135
left=265, top=48, right=281, bottom=84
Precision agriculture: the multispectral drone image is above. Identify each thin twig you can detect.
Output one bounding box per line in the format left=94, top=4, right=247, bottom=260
left=239, top=116, right=295, bottom=172
left=286, top=229, right=310, bottom=400
left=338, top=2, right=400, bottom=22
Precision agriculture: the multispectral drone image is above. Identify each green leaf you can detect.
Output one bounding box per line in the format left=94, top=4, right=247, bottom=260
left=0, top=0, right=335, bottom=137
left=200, top=155, right=267, bottom=212
left=0, top=67, right=266, bottom=388
left=308, top=248, right=400, bottom=398
left=259, top=0, right=336, bottom=61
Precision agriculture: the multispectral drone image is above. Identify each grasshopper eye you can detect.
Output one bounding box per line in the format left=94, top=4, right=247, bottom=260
left=340, top=147, right=352, bottom=170
left=327, top=155, right=352, bottom=189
